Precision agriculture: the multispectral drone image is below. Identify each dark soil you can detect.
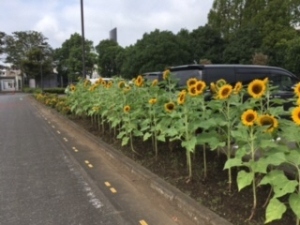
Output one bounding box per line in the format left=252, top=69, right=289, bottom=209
left=69, top=115, right=295, bottom=225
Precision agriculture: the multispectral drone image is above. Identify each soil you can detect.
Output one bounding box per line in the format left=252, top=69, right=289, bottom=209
left=68, top=115, right=295, bottom=225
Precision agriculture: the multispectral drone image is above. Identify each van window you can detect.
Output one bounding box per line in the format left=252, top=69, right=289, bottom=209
left=236, top=69, right=269, bottom=85
left=171, top=69, right=202, bottom=86
left=270, top=70, right=297, bottom=91
left=204, top=67, right=235, bottom=84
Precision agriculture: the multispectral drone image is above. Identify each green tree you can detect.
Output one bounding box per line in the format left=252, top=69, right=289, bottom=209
left=95, top=39, right=124, bottom=77
left=121, top=29, right=190, bottom=78
left=54, top=33, right=96, bottom=83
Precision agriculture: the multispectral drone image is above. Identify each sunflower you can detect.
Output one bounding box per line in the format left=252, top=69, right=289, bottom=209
left=152, top=79, right=158, bottom=86
left=248, top=79, right=266, bottom=99
left=218, top=84, right=233, bottom=100
left=187, top=78, right=198, bottom=87
left=84, top=79, right=91, bottom=87
left=241, top=109, right=258, bottom=127
left=257, top=114, right=279, bottom=133
left=118, top=81, right=126, bottom=88
left=210, top=82, right=217, bottom=94
left=135, top=75, right=144, bottom=87
left=123, top=86, right=131, bottom=93
left=233, top=82, right=243, bottom=94
left=263, top=77, right=269, bottom=85
left=188, top=85, right=198, bottom=96
left=123, top=105, right=131, bottom=113
left=95, top=78, right=103, bottom=85
left=292, top=106, right=300, bottom=125
left=106, top=81, right=113, bottom=88
left=177, top=91, right=186, bottom=105
left=164, top=102, right=175, bottom=113
left=195, top=81, right=206, bottom=95
left=294, top=82, right=300, bottom=98
left=163, top=70, right=170, bottom=80
left=216, top=79, right=227, bottom=88
left=70, top=85, right=76, bottom=92
left=149, top=98, right=157, bottom=105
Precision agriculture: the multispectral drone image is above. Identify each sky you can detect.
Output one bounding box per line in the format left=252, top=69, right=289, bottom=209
left=0, top=0, right=214, bottom=49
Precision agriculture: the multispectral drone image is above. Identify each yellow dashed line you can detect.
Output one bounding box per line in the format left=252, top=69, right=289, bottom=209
left=57, top=130, right=61, bottom=134
left=104, top=182, right=111, bottom=187
left=88, top=164, right=93, bottom=168
left=84, top=160, right=89, bottom=164
left=63, top=137, right=68, bottom=142
left=110, top=187, right=117, bottom=193
left=139, top=220, right=148, bottom=225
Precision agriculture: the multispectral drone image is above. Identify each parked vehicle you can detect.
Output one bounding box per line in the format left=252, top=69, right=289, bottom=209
left=142, top=71, right=163, bottom=82
left=167, top=64, right=299, bottom=99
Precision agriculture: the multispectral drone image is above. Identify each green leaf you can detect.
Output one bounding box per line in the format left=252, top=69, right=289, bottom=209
left=181, top=136, right=197, bottom=152
left=237, top=170, right=254, bottom=191
left=259, top=170, right=297, bottom=198
left=266, top=152, right=286, bottom=166
left=286, top=150, right=300, bottom=166
left=156, top=135, right=166, bottom=142
left=289, top=193, right=300, bottom=219
left=121, top=137, right=129, bottom=146
left=265, top=198, right=286, bottom=224
left=224, top=158, right=243, bottom=170
left=116, top=131, right=126, bottom=139
left=143, top=132, right=152, bottom=141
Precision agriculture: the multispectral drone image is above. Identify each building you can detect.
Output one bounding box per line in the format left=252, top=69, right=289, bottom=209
left=0, top=68, right=22, bottom=92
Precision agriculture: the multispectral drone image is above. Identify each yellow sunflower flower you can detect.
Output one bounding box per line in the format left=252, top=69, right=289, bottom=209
left=118, top=81, right=126, bottom=88
left=257, top=114, right=279, bottom=133
left=84, top=79, right=91, bottom=87
left=164, top=102, right=175, bottom=113
left=187, top=78, right=198, bottom=87
left=123, top=105, right=131, bottom=113
left=292, top=106, right=300, bottom=125
left=177, top=91, right=186, bottom=105
left=210, top=82, right=217, bottom=94
left=152, top=79, right=158, bottom=86
left=188, top=85, right=198, bottom=96
left=294, top=82, right=300, bottom=98
left=149, top=98, right=157, bottom=105
left=96, top=78, right=103, bottom=85
left=233, top=82, right=243, bottom=94
left=195, top=81, right=206, bottom=95
left=163, top=70, right=170, bottom=80
left=241, top=109, right=258, bottom=127
left=70, top=85, right=76, bottom=92
left=135, top=75, right=144, bottom=87
left=123, top=86, right=131, bottom=93
left=263, top=77, right=269, bottom=85
left=218, top=84, right=233, bottom=100
left=248, top=79, right=266, bottom=99
left=216, top=79, right=227, bottom=88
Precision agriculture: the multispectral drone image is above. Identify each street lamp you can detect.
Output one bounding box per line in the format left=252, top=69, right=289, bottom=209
left=38, top=43, right=47, bottom=92
left=80, top=0, right=86, bottom=78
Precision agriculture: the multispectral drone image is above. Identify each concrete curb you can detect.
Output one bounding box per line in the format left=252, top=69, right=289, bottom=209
left=34, top=98, right=233, bottom=225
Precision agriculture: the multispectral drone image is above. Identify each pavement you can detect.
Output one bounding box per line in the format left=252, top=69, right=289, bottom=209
left=31, top=95, right=233, bottom=225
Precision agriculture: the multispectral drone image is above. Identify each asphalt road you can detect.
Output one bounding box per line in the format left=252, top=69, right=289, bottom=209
left=0, top=93, right=195, bottom=225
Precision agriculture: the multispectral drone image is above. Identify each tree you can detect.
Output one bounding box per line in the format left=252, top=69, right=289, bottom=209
left=121, top=29, right=191, bottom=78
left=54, top=33, right=96, bottom=83
left=95, top=39, right=124, bottom=77
left=0, top=31, right=5, bottom=55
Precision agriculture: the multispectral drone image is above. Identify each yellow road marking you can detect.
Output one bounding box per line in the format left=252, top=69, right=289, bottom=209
left=84, top=160, right=89, bottom=164
left=110, top=187, right=117, bottom=193
left=139, top=220, right=148, bottom=225
left=88, top=164, right=93, bottom=168
left=57, top=130, right=61, bottom=134
left=104, top=182, right=111, bottom=187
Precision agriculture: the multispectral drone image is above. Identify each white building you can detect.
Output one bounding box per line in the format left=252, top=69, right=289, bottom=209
left=0, top=68, right=22, bottom=92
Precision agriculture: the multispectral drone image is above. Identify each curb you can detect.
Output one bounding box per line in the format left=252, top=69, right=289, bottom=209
left=34, top=98, right=233, bottom=225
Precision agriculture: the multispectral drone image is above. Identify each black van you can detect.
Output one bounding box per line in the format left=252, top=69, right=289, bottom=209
left=167, top=64, right=299, bottom=99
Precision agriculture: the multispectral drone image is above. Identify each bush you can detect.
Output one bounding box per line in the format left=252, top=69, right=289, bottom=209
left=43, top=88, right=66, bottom=94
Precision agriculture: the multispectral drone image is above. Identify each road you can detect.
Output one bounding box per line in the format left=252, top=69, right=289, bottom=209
left=0, top=93, right=195, bottom=225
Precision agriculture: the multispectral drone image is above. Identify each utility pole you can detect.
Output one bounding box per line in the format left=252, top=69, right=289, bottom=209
left=80, top=0, right=86, bottom=79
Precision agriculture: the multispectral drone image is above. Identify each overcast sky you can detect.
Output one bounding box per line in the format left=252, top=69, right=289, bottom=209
left=0, top=0, right=214, bottom=49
